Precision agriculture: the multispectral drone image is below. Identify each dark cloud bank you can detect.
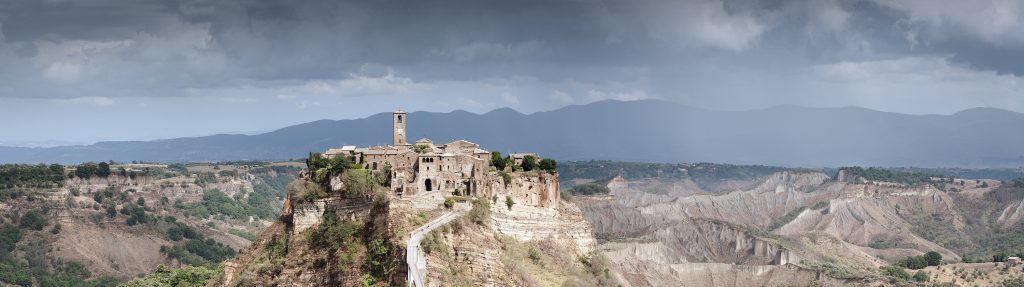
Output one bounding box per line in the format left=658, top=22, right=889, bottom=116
left=1, top=0, right=1023, bottom=165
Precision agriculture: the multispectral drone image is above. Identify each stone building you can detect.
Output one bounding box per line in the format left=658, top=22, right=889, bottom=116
left=325, top=110, right=522, bottom=198
left=508, top=153, right=539, bottom=166
left=393, top=109, right=407, bottom=146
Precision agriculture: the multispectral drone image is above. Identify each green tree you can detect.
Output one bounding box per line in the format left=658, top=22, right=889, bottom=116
left=413, top=144, right=429, bottom=153
left=994, top=253, right=1008, bottom=262
left=306, top=152, right=356, bottom=188
left=340, top=169, right=375, bottom=198
left=97, top=162, right=111, bottom=178
left=912, top=270, right=928, bottom=282
left=75, top=163, right=99, bottom=179
left=505, top=196, right=515, bottom=210
left=306, top=152, right=329, bottom=172
left=106, top=205, right=117, bottom=218
left=539, top=158, right=557, bottom=173
left=490, top=152, right=507, bottom=170
left=0, top=225, right=22, bottom=253
left=19, top=209, right=48, bottom=231
left=924, top=251, right=942, bottom=266
left=522, top=155, right=537, bottom=171
left=374, top=163, right=392, bottom=186
left=364, top=239, right=391, bottom=279
left=897, top=256, right=928, bottom=269
left=167, top=227, right=183, bottom=241
left=124, top=205, right=147, bottom=226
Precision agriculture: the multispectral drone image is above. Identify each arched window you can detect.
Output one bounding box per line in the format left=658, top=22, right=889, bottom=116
left=372, top=162, right=378, bottom=170
left=397, top=115, right=403, bottom=123
left=425, top=178, right=433, bottom=191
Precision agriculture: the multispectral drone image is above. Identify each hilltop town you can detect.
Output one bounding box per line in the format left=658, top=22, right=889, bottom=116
left=322, top=110, right=551, bottom=201
left=215, top=110, right=606, bottom=286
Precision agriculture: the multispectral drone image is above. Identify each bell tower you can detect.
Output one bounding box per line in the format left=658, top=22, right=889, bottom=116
left=393, top=109, right=407, bottom=146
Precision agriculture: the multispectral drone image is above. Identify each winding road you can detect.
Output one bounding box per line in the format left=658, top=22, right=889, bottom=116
left=407, top=203, right=469, bottom=287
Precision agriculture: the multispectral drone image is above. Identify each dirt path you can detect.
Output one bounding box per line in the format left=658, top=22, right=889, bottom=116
left=407, top=203, right=469, bottom=287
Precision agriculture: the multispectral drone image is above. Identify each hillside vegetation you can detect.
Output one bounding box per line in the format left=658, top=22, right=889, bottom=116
left=0, top=161, right=299, bottom=286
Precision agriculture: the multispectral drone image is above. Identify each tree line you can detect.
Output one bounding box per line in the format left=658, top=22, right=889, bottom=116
left=70, top=162, right=112, bottom=179
left=489, top=151, right=557, bottom=173
left=836, top=166, right=937, bottom=186
left=0, top=164, right=65, bottom=188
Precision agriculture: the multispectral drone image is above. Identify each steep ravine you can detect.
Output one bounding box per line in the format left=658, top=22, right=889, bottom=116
left=578, top=171, right=898, bottom=286
left=573, top=169, right=1024, bottom=286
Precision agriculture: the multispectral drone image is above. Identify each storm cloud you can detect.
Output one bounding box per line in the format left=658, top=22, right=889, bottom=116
left=0, top=0, right=1022, bottom=145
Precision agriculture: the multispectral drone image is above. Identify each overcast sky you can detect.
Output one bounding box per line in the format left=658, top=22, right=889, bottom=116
left=1, top=0, right=1023, bottom=146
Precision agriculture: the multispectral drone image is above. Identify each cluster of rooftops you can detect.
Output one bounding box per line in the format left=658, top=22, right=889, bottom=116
left=324, top=138, right=489, bottom=159
left=319, top=110, right=539, bottom=195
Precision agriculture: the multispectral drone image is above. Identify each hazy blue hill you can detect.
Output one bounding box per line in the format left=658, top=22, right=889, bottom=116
left=2, top=99, right=1024, bottom=167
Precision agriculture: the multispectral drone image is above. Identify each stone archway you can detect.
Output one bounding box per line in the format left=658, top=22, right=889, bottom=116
left=424, top=178, right=433, bottom=192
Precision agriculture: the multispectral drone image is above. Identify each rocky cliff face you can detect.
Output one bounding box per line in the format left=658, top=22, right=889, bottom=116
left=632, top=171, right=834, bottom=229
left=477, top=171, right=560, bottom=209
left=216, top=167, right=610, bottom=286
left=776, top=183, right=963, bottom=261
left=490, top=196, right=595, bottom=254
left=421, top=196, right=613, bottom=287
left=214, top=182, right=402, bottom=286
left=506, top=173, right=596, bottom=249
left=411, top=170, right=612, bottom=286
left=996, top=199, right=1024, bottom=227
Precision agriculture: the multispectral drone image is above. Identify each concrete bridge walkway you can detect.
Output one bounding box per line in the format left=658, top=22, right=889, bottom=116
left=406, top=202, right=469, bottom=287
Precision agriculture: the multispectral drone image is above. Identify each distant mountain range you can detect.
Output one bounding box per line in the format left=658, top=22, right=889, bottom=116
left=3, top=100, right=1024, bottom=167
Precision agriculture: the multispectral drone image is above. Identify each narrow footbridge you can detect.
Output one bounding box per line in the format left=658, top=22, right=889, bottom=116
left=406, top=203, right=469, bottom=287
